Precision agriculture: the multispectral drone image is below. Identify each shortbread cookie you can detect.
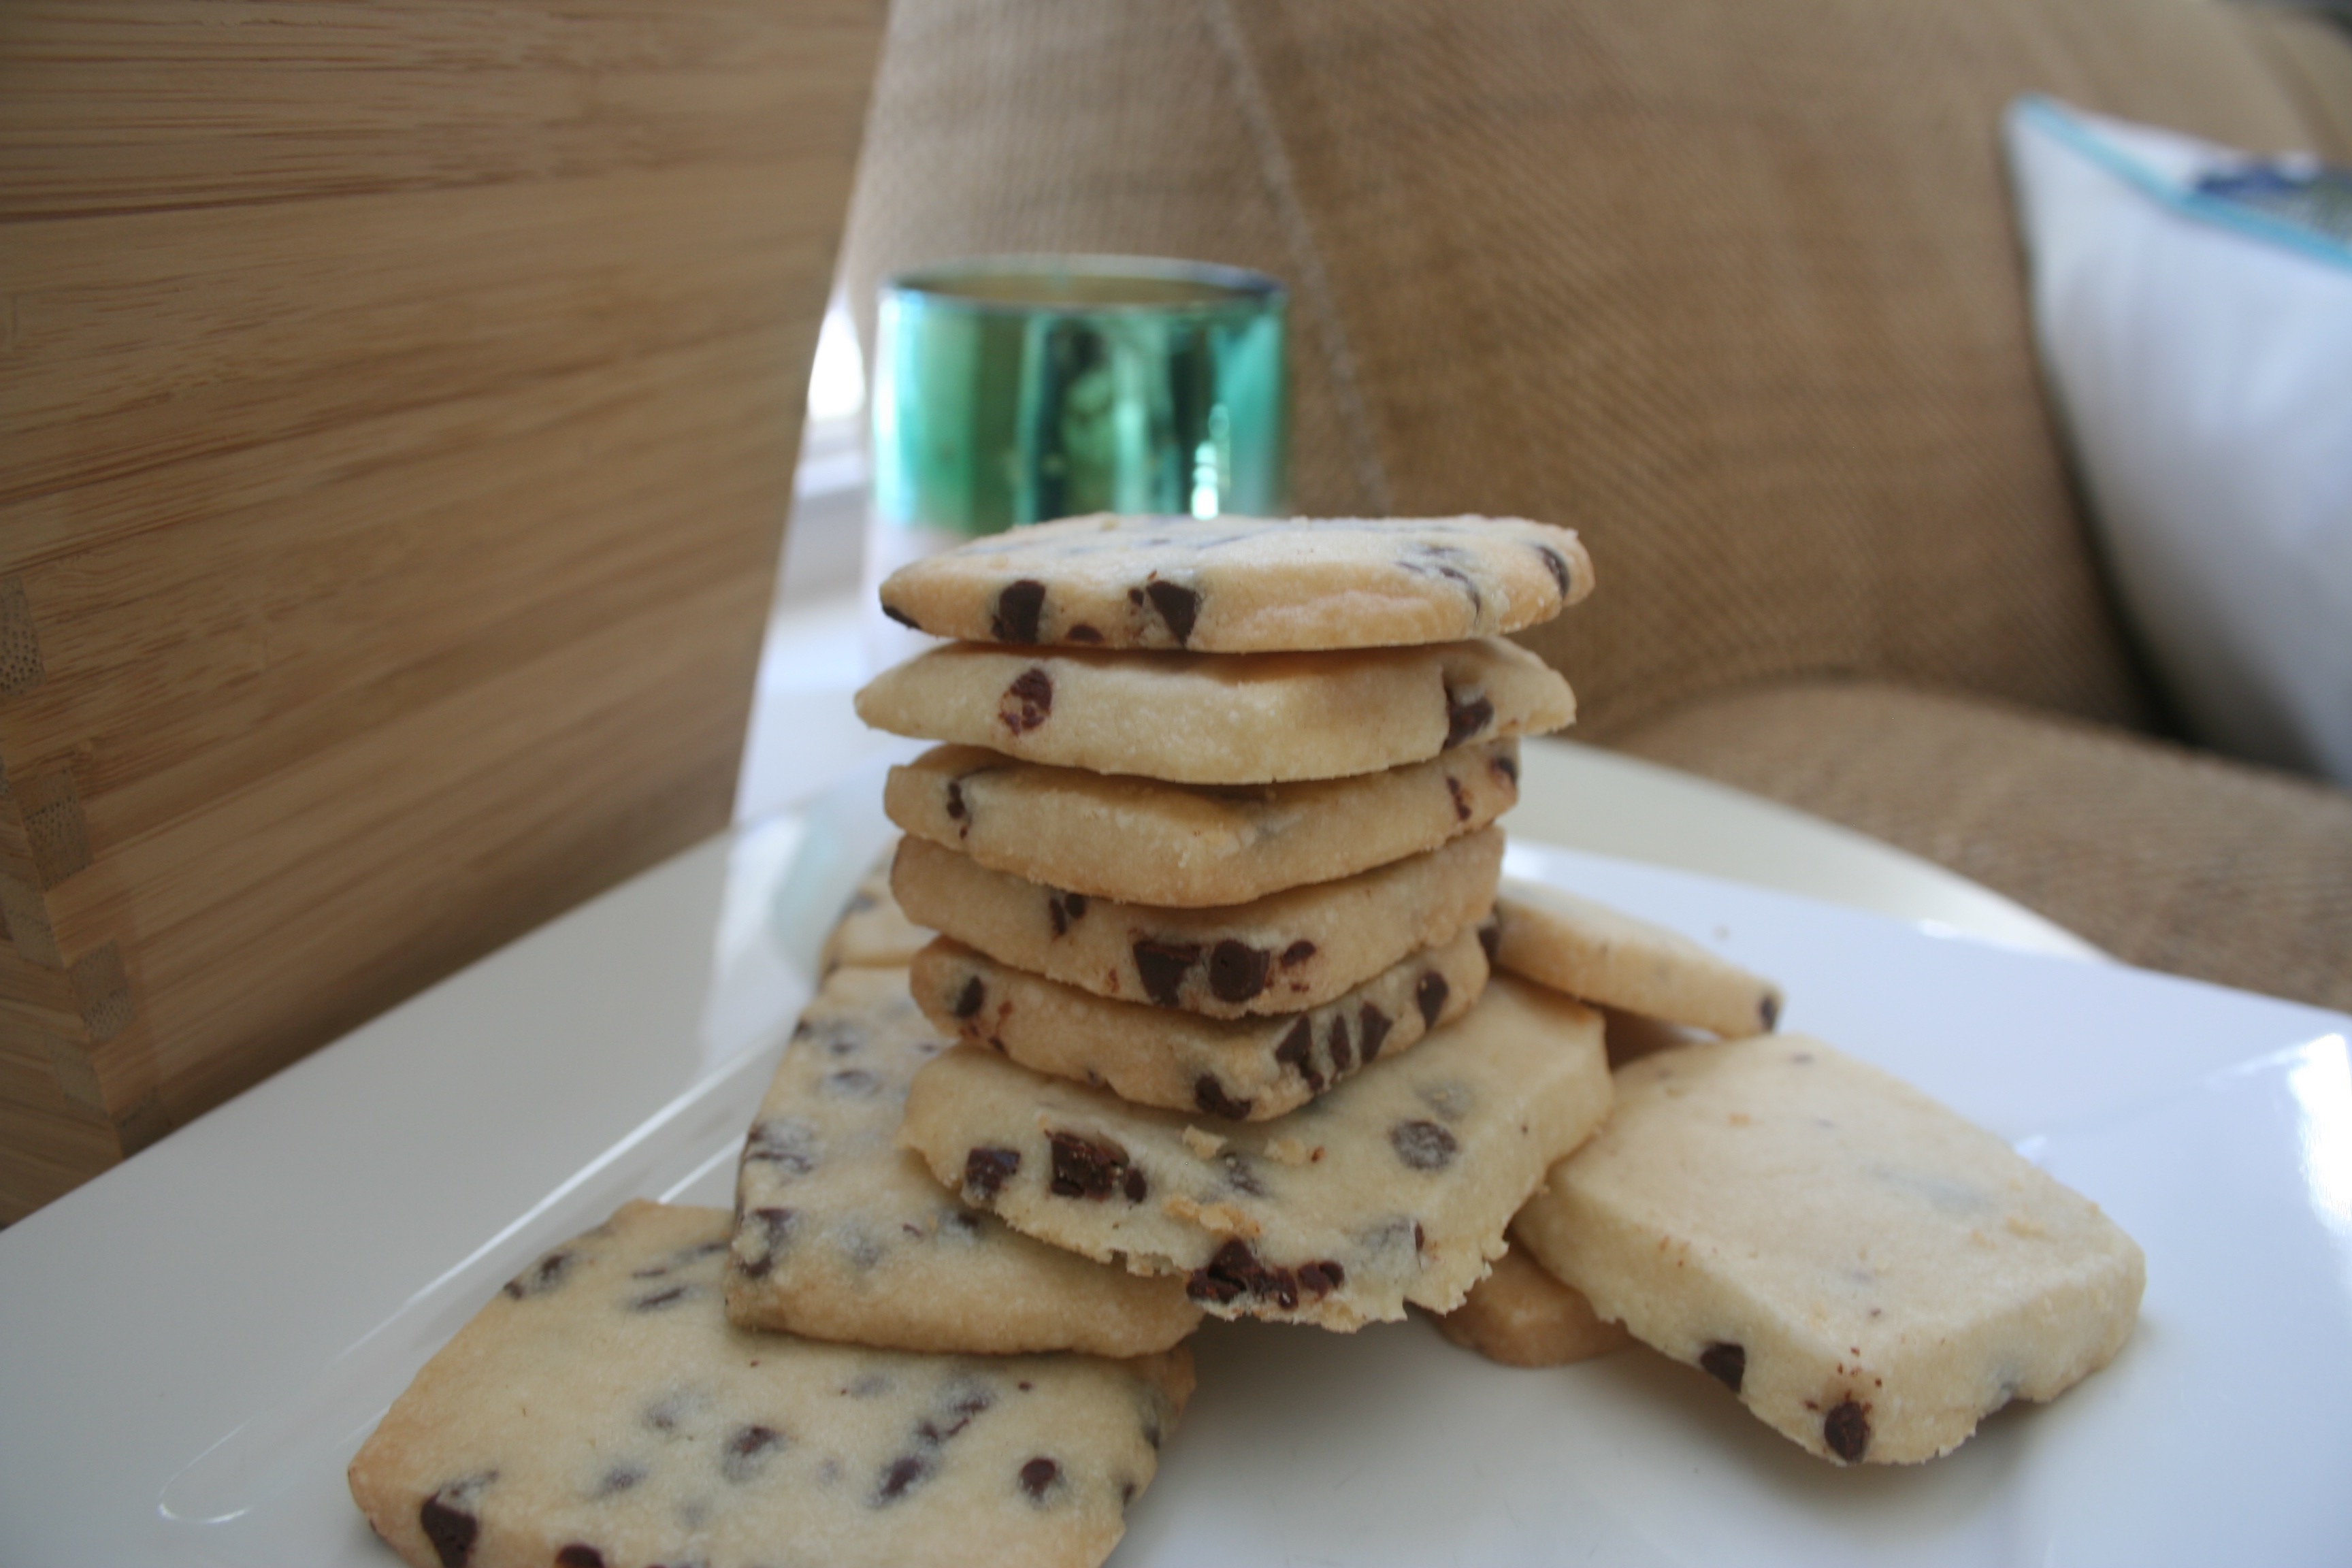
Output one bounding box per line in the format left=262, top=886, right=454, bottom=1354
left=1512, top=1036, right=2144, bottom=1465
left=885, top=740, right=1518, bottom=907
left=897, top=975, right=1612, bottom=1330
left=1426, top=1243, right=1631, bottom=1368
left=1496, top=879, right=1784, bottom=1039
left=853, top=638, right=1574, bottom=785
left=728, top=965, right=1200, bottom=1355
left=350, top=1202, right=1193, bottom=1568
left=909, top=921, right=1490, bottom=1120
left=819, top=851, right=935, bottom=974
left=877, top=512, right=1595, bottom=652
left=891, top=828, right=1503, bottom=1018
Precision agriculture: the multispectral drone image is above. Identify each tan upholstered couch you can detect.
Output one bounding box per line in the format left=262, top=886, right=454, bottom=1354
left=840, top=0, right=2352, bottom=1013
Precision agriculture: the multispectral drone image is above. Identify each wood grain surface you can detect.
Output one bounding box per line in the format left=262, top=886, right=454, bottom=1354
left=0, top=0, right=884, bottom=1220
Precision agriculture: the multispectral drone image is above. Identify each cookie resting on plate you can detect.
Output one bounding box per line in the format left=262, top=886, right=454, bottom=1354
left=1512, top=1036, right=2145, bottom=1464
left=884, top=739, right=1519, bottom=908
left=909, top=920, right=1490, bottom=1121
left=877, top=512, right=1594, bottom=652
left=853, top=637, right=1573, bottom=786
left=348, top=1201, right=1193, bottom=1568
left=726, top=964, right=1202, bottom=1356
left=896, top=975, right=1612, bottom=1331
left=888, top=828, right=1502, bottom=1019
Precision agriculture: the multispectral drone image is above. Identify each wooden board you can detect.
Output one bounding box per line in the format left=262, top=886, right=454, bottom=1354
left=0, top=0, right=885, bottom=1221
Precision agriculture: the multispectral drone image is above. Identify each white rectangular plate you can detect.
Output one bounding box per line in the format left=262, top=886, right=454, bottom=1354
left=3, top=760, right=2347, bottom=1567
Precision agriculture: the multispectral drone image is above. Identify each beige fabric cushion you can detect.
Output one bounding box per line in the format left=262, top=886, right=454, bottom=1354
left=1611, top=679, right=2352, bottom=1015
left=841, top=0, right=2351, bottom=737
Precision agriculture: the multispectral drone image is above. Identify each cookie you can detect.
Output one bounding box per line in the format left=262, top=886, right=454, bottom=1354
left=1495, top=879, right=1784, bottom=1040
left=1511, top=1036, right=2145, bottom=1465
left=885, top=739, right=1519, bottom=907
left=896, top=975, right=1612, bottom=1330
left=889, top=828, right=1503, bottom=1019
left=727, top=965, right=1202, bottom=1355
left=819, top=850, right=936, bottom=974
left=876, top=512, right=1595, bottom=652
left=853, top=638, right=1574, bottom=785
left=908, top=920, right=1491, bottom=1121
left=1426, top=1243, right=1632, bottom=1369
left=348, top=1201, right=1194, bottom=1568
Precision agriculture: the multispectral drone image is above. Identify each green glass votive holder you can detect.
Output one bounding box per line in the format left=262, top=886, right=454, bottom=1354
left=863, top=256, right=1289, bottom=637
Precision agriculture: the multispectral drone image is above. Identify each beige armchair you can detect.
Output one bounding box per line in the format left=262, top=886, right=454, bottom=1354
left=841, top=0, right=2352, bottom=1011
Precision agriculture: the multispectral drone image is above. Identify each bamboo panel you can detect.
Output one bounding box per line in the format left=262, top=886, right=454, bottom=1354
left=0, top=0, right=884, bottom=1222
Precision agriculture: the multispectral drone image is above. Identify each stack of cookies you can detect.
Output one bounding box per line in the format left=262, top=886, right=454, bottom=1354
left=853, top=514, right=1622, bottom=1330
left=346, top=512, right=2149, bottom=1568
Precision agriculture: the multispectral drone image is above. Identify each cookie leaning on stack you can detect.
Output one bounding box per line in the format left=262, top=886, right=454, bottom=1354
left=858, top=512, right=1613, bottom=1328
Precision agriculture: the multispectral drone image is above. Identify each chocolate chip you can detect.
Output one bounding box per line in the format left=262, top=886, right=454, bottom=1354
left=825, top=1068, right=878, bottom=1097
left=1068, top=624, right=1102, bottom=643
left=733, top=1207, right=797, bottom=1279
left=742, top=1118, right=819, bottom=1177
left=1279, top=940, right=1316, bottom=967
left=1048, top=1130, right=1132, bottom=1200
left=502, top=1250, right=577, bottom=1300
left=1143, top=579, right=1200, bottom=644
left=876, top=1453, right=933, bottom=1505
left=1328, top=1014, right=1353, bottom=1073
left=1207, top=940, right=1271, bottom=1002
left=1000, top=668, right=1053, bottom=734
left=953, top=976, right=985, bottom=1018
left=555, top=1547, right=604, bottom=1568
left=1185, top=1238, right=1333, bottom=1308
left=1128, top=586, right=1145, bottom=605
left=882, top=602, right=920, bottom=630
left=1358, top=1004, right=1392, bottom=1063
left=1760, top=994, right=1781, bottom=1032
left=593, top=1463, right=645, bottom=1497
left=630, top=1284, right=693, bottom=1312
left=1443, top=687, right=1495, bottom=749
left=1492, top=749, right=1519, bottom=785
left=1218, top=1151, right=1268, bottom=1196
left=721, top=1424, right=786, bottom=1484
left=1535, top=544, right=1571, bottom=596
left=1047, top=890, right=1090, bottom=936
left=913, top=1387, right=993, bottom=1446
left=1415, top=972, right=1449, bottom=1027
left=1825, top=1399, right=1872, bottom=1462
left=1275, top=1017, right=1322, bottom=1092
left=1477, top=917, right=1501, bottom=963
left=1019, top=1456, right=1062, bottom=1502
left=1132, top=939, right=1201, bottom=1006
left=1124, top=1166, right=1149, bottom=1202
left=991, top=579, right=1047, bottom=643
left=1446, top=775, right=1471, bottom=821
left=1391, top=1119, right=1458, bottom=1171
left=419, top=1476, right=492, bottom=1568
left=1296, top=1259, right=1346, bottom=1296
left=1186, top=1238, right=1300, bottom=1309
left=643, top=1391, right=695, bottom=1431
left=964, top=1146, right=1020, bottom=1200
left=1194, top=1075, right=1254, bottom=1120
left=945, top=780, right=967, bottom=823
left=1701, top=1342, right=1746, bottom=1393
left=1433, top=562, right=1482, bottom=612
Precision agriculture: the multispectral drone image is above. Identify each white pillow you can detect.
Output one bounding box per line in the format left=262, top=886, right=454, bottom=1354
left=2003, top=95, right=2352, bottom=786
